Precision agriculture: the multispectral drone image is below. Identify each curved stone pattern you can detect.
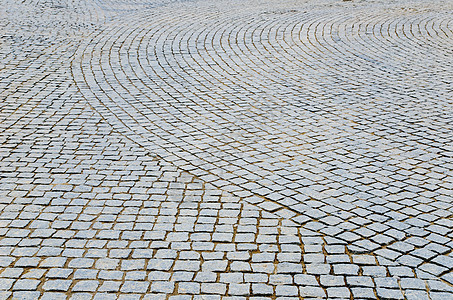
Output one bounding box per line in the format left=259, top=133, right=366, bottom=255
left=74, top=0, right=453, bottom=251
left=1, top=0, right=453, bottom=298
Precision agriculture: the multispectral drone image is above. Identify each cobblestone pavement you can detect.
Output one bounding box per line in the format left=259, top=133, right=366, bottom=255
left=1, top=0, right=452, bottom=298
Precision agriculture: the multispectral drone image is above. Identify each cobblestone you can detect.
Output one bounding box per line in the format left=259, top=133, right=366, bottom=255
left=0, top=0, right=452, bottom=298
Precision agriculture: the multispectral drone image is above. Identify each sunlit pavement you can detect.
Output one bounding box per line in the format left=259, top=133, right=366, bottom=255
left=0, top=0, right=452, bottom=298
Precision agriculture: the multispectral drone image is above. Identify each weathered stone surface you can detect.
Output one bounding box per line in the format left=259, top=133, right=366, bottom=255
left=0, top=0, right=452, bottom=298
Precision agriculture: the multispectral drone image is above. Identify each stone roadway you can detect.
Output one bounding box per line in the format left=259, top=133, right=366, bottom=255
left=0, top=0, right=452, bottom=299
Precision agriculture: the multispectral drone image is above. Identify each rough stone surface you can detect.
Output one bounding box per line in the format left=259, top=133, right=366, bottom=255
left=0, top=0, right=452, bottom=298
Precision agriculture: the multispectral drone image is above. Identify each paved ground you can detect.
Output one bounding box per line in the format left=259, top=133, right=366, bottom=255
left=0, top=0, right=452, bottom=299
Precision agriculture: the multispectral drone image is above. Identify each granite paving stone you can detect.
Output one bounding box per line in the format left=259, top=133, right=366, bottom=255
left=0, top=0, right=452, bottom=298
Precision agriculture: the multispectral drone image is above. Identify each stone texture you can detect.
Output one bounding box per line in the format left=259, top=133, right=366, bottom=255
left=0, top=0, right=452, bottom=298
